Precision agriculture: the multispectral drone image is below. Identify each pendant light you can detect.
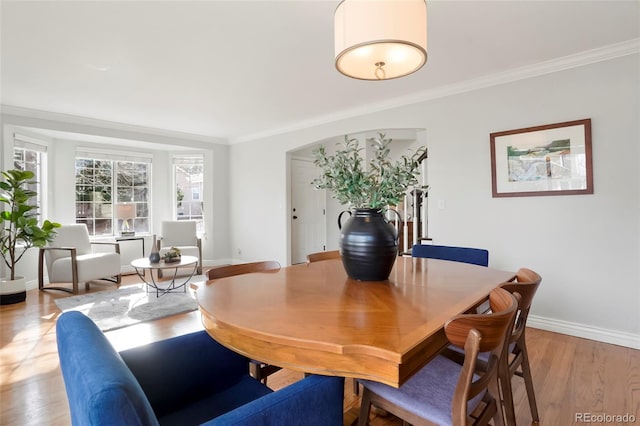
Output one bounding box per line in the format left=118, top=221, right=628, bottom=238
left=334, top=0, right=428, bottom=81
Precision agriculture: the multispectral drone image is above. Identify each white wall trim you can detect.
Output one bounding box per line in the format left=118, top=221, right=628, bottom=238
left=25, top=279, right=38, bottom=291
left=1, top=105, right=227, bottom=145
left=528, top=314, right=640, bottom=350
left=232, top=38, right=640, bottom=144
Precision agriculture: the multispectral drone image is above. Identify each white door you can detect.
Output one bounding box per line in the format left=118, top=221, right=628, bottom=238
left=291, top=158, right=326, bottom=264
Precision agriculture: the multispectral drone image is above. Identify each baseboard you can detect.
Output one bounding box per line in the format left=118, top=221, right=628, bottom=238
left=202, top=259, right=237, bottom=268
left=26, top=279, right=38, bottom=291
left=528, top=314, right=640, bottom=350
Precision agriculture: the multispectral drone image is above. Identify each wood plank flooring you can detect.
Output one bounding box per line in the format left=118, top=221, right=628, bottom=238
left=1, top=277, right=639, bottom=425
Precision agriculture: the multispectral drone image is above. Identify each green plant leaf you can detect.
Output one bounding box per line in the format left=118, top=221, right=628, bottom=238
left=312, top=133, right=425, bottom=210
left=0, top=169, right=60, bottom=277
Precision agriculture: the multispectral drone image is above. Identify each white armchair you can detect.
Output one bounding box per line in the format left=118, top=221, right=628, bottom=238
left=38, top=224, right=121, bottom=294
left=157, top=220, right=202, bottom=277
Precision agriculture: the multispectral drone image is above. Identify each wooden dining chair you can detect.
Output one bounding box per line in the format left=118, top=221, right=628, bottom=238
left=412, top=243, right=491, bottom=314
left=358, top=287, right=518, bottom=426
left=206, top=260, right=281, bottom=279
left=444, top=268, right=541, bottom=425
left=496, top=267, right=542, bottom=425
left=306, top=250, right=340, bottom=263
left=205, top=260, right=282, bottom=385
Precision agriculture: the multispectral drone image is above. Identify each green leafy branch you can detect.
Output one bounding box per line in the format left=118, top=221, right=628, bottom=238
left=312, top=133, right=426, bottom=210
left=0, top=170, right=60, bottom=280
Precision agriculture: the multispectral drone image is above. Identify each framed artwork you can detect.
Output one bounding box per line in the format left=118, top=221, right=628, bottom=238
left=490, top=119, right=593, bottom=197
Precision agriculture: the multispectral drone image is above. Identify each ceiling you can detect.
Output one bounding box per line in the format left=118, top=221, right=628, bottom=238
left=2, top=1, right=639, bottom=144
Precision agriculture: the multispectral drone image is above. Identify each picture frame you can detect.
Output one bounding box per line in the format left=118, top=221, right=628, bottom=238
left=490, top=118, right=593, bottom=198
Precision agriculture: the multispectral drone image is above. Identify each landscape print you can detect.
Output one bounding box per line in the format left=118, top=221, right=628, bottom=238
left=507, top=139, right=572, bottom=182
left=491, top=119, right=592, bottom=197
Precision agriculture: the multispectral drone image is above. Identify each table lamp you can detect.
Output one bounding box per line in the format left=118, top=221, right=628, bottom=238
left=115, top=203, right=136, bottom=236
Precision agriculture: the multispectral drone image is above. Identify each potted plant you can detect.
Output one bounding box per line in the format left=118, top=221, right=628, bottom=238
left=163, top=246, right=182, bottom=263
left=312, top=133, right=426, bottom=281
left=0, top=169, right=60, bottom=304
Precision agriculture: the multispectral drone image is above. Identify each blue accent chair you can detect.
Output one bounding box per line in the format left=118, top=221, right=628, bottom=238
left=411, top=244, right=489, bottom=267
left=56, top=311, right=344, bottom=426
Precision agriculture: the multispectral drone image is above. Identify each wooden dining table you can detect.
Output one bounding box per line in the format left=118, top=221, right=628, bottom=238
left=193, top=256, right=515, bottom=388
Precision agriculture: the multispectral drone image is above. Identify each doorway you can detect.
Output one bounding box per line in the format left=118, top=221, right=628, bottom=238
left=290, top=158, right=326, bottom=264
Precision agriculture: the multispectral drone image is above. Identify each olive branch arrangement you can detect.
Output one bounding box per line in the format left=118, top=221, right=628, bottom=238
left=312, top=133, right=426, bottom=210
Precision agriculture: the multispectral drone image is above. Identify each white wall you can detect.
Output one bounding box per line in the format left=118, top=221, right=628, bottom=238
left=228, top=54, right=640, bottom=346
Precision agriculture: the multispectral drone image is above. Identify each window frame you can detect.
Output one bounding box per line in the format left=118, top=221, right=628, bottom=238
left=12, top=134, right=49, bottom=223
left=172, top=154, right=204, bottom=237
left=75, top=148, right=152, bottom=237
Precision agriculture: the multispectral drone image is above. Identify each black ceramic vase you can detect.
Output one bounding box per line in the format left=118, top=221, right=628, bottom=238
left=338, top=208, right=399, bottom=281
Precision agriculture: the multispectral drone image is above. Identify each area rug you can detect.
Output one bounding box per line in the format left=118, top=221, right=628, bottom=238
left=54, top=276, right=207, bottom=332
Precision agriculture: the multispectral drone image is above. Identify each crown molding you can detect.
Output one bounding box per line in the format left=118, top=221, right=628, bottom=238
left=2, top=39, right=638, bottom=146
left=1, top=105, right=227, bottom=145
left=232, top=38, right=640, bottom=144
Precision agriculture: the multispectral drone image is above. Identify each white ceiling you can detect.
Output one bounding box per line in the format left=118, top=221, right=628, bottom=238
left=1, top=1, right=639, bottom=144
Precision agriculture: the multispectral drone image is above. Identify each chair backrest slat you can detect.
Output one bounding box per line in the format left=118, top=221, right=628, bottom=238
left=306, top=250, right=340, bottom=263
left=411, top=244, right=489, bottom=267
left=444, top=287, right=517, bottom=352
left=206, top=261, right=281, bottom=280
left=500, top=267, right=541, bottom=342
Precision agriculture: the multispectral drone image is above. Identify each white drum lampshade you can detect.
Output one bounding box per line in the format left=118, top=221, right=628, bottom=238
left=115, top=203, right=136, bottom=235
left=334, top=0, right=427, bottom=80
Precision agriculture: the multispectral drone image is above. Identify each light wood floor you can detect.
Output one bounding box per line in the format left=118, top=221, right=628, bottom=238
left=1, top=277, right=639, bottom=426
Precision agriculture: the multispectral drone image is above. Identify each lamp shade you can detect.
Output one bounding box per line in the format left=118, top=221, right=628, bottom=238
left=335, top=0, right=427, bottom=80
left=115, top=203, right=136, bottom=219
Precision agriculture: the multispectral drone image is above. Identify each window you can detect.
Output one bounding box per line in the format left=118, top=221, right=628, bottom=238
left=13, top=134, right=48, bottom=218
left=75, top=150, right=151, bottom=236
left=191, top=187, right=200, bottom=201
left=174, top=155, right=204, bottom=236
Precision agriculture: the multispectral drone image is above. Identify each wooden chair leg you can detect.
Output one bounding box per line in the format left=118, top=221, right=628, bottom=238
left=520, top=345, right=539, bottom=423
left=249, top=362, right=261, bottom=382
left=358, top=388, right=373, bottom=426
left=70, top=251, right=79, bottom=294
left=500, top=362, right=516, bottom=426
left=489, top=378, right=504, bottom=426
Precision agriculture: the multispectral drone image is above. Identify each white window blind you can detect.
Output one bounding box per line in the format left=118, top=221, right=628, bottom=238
left=14, top=133, right=48, bottom=152
left=76, top=147, right=151, bottom=163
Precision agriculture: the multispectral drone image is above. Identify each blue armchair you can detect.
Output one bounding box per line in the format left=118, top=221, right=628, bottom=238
left=56, top=311, right=344, bottom=425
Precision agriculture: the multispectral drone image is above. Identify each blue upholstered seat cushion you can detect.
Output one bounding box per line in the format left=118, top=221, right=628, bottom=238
left=205, top=374, right=345, bottom=426
left=157, top=376, right=273, bottom=426
left=119, top=330, right=274, bottom=426
left=359, top=355, right=485, bottom=426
